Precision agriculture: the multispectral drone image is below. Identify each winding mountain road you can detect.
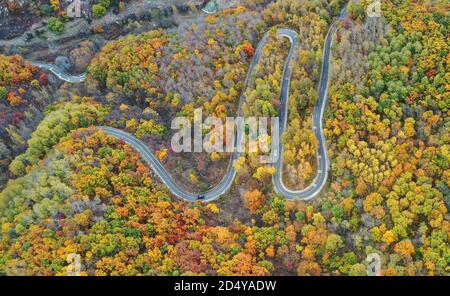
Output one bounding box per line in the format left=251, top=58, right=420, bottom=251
left=31, top=61, right=86, bottom=83
left=32, top=8, right=347, bottom=202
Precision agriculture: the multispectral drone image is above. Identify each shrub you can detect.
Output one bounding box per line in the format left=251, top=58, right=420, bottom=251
left=48, top=17, right=65, bottom=34
left=40, top=4, right=53, bottom=16
left=92, top=4, right=107, bottom=18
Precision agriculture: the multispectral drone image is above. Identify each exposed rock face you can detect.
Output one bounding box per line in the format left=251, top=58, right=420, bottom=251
left=55, top=56, right=73, bottom=72
left=69, top=40, right=97, bottom=73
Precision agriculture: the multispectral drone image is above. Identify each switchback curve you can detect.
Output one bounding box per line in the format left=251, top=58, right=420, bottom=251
left=32, top=8, right=347, bottom=202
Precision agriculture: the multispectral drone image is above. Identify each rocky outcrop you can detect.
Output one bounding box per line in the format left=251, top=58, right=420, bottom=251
left=69, top=40, right=97, bottom=73
left=55, top=56, right=73, bottom=72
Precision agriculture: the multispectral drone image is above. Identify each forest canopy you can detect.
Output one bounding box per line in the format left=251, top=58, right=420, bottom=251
left=0, top=0, right=448, bottom=276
